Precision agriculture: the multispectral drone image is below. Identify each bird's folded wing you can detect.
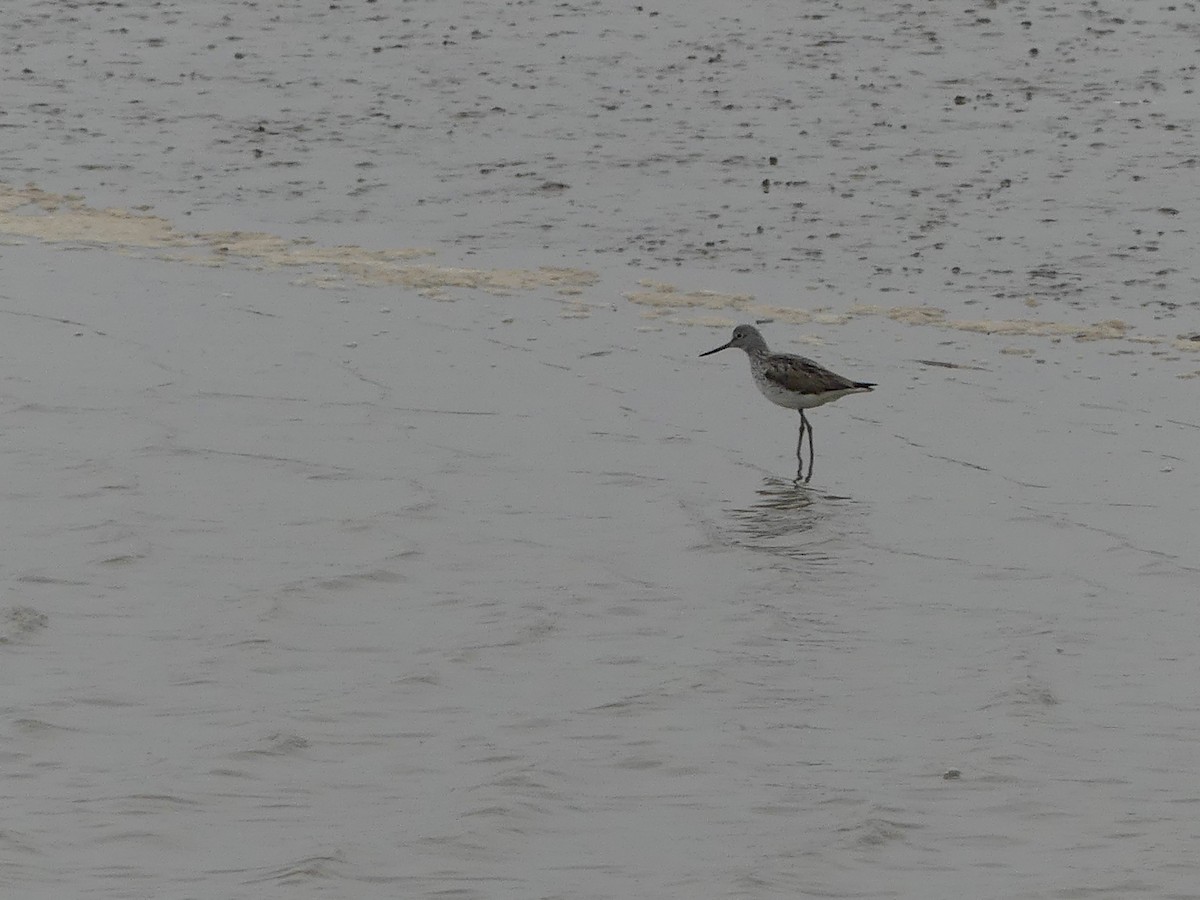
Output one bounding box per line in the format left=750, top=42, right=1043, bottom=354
left=762, top=356, right=857, bottom=395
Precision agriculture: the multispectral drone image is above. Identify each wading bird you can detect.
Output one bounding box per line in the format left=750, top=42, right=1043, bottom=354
left=700, top=324, right=875, bottom=482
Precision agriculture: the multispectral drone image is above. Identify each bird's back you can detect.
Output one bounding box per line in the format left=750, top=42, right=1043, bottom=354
left=751, top=351, right=874, bottom=410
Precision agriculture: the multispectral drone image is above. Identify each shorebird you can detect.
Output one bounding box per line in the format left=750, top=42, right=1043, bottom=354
left=700, top=324, right=874, bottom=482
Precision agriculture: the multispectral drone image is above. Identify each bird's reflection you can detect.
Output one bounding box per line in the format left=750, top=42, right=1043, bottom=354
left=725, top=475, right=862, bottom=565
left=729, top=476, right=819, bottom=541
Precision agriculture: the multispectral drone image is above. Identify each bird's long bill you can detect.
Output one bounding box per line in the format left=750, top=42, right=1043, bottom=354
left=699, top=340, right=733, bottom=357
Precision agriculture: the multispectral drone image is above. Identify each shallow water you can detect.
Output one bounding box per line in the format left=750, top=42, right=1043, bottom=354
left=2, top=1, right=1199, bottom=898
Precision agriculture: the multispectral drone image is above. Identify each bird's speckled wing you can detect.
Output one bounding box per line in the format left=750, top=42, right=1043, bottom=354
left=761, top=353, right=868, bottom=395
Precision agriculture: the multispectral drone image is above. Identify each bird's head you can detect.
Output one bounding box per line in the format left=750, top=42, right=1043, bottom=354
left=699, top=324, right=768, bottom=357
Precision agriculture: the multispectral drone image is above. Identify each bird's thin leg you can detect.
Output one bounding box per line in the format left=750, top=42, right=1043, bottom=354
left=801, top=410, right=814, bottom=483
left=796, top=413, right=806, bottom=481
